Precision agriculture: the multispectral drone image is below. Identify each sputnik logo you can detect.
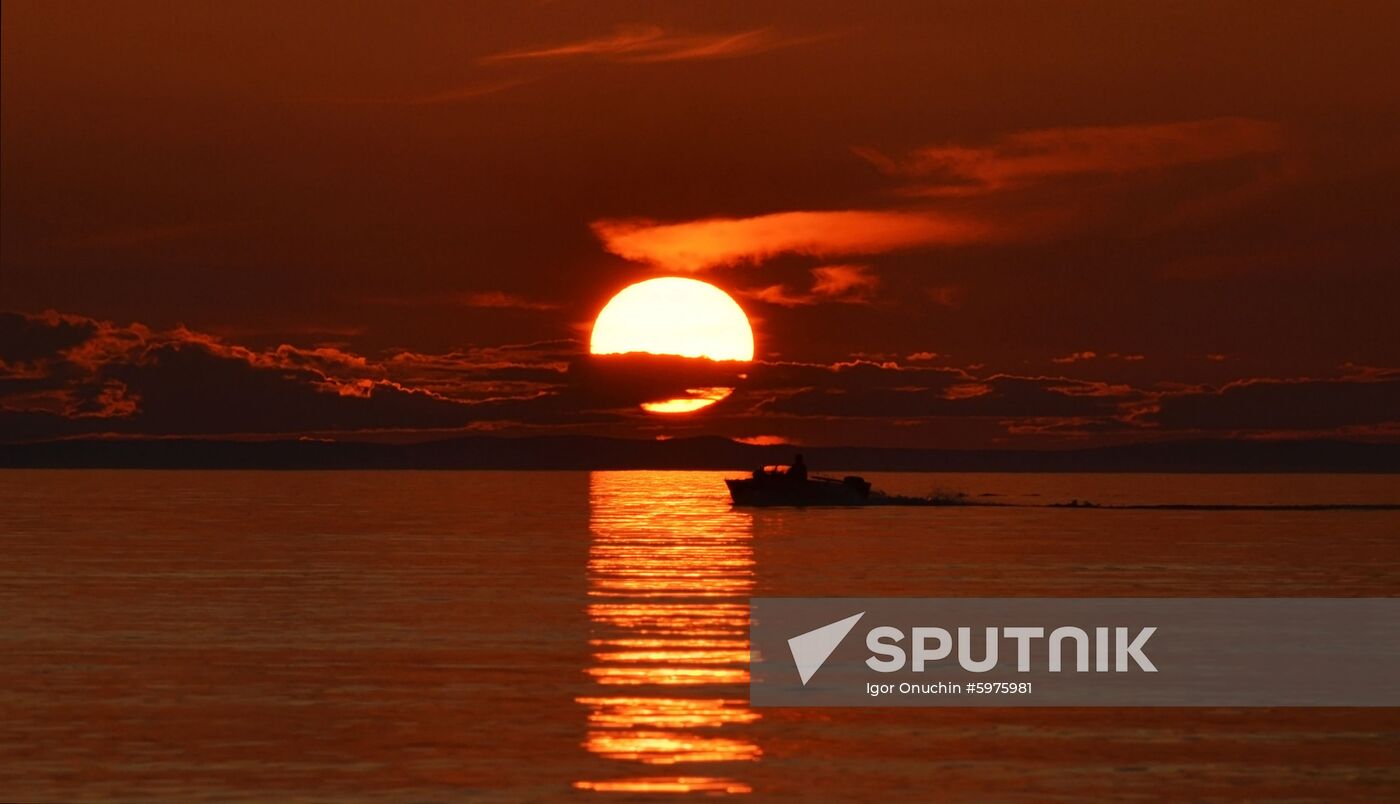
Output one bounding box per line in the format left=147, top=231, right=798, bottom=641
left=787, top=612, right=864, bottom=685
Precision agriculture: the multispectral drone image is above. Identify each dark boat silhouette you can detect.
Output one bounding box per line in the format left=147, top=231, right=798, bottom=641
left=725, top=455, right=970, bottom=507
left=725, top=464, right=875, bottom=507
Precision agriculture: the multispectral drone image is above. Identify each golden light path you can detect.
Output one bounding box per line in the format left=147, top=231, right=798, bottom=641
left=574, top=471, right=759, bottom=795
left=590, top=278, right=753, bottom=414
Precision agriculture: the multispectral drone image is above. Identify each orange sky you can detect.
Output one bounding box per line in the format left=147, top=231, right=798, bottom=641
left=2, top=1, right=1398, bottom=446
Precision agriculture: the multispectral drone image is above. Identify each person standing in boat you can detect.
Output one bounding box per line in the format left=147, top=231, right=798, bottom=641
left=789, top=454, right=808, bottom=481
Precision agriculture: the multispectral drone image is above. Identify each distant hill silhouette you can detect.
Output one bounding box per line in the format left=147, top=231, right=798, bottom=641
left=2, top=436, right=1397, bottom=472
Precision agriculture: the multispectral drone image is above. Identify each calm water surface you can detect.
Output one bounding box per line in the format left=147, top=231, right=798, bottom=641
left=2, top=470, right=1398, bottom=800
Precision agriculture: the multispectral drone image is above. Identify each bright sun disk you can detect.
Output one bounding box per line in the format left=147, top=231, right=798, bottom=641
left=590, top=277, right=753, bottom=414
left=590, top=277, right=754, bottom=362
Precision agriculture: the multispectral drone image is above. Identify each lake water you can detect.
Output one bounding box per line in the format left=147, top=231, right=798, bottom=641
left=2, top=470, right=1398, bottom=800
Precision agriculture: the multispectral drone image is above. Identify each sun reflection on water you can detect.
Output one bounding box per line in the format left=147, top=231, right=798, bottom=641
left=575, top=471, right=759, bottom=795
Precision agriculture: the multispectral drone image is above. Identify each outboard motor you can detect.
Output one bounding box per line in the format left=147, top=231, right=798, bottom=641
left=842, top=475, right=872, bottom=496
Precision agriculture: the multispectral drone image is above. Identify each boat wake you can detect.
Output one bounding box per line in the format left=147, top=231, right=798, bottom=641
left=1044, top=502, right=1400, bottom=511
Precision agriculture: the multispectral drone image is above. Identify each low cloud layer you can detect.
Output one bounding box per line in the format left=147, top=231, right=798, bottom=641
left=0, top=311, right=577, bottom=441
left=2, top=311, right=1394, bottom=446
left=5, top=312, right=1394, bottom=448
left=1155, top=374, right=1400, bottom=432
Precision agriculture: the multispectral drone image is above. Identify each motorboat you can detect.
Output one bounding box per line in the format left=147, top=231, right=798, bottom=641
left=725, top=464, right=874, bottom=507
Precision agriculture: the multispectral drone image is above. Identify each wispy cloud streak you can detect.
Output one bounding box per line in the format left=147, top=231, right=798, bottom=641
left=482, top=25, right=812, bottom=64
left=744, top=265, right=880, bottom=306
left=595, top=118, right=1288, bottom=271
left=857, top=117, right=1285, bottom=196
left=593, top=210, right=994, bottom=272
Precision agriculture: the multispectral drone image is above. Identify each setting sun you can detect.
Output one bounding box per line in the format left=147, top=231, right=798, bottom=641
left=5, top=4, right=1398, bottom=802
left=590, top=277, right=755, bottom=362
